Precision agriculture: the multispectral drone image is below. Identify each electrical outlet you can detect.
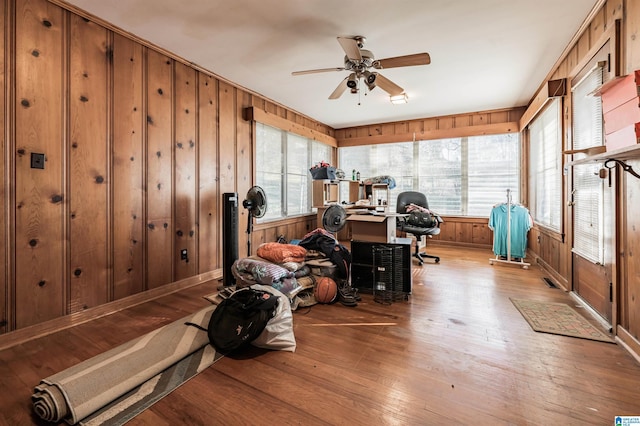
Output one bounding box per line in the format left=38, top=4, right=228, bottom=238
left=31, top=153, right=45, bottom=169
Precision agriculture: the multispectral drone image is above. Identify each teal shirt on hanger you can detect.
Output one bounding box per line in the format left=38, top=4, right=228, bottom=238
left=488, top=203, right=532, bottom=259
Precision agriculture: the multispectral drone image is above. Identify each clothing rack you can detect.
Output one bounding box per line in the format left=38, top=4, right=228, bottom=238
left=489, top=189, right=530, bottom=269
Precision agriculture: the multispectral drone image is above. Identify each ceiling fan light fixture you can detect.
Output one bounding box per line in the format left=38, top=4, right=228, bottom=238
left=363, top=71, right=377, bottom=90
left=346, top=72, right=358, bottom=89
left=390, top=93, right=409, bottom=104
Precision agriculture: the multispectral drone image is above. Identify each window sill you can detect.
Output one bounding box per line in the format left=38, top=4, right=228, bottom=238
left=566, top=144, right=640, bottom=166
left=565, top=144, right=640, bottom=180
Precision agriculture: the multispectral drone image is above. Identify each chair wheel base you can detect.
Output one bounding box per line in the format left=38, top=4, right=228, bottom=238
left=413, top=252, right=440, bottom=265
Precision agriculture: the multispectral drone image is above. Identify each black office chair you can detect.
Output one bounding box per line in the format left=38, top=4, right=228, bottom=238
left=396, top=191, right=442, bottom=264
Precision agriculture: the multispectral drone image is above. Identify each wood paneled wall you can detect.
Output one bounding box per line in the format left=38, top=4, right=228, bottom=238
left=521, top=0, right=640, bottom=356
left=0, top=0, right=328, bottom=333
left=519, top=0, right=625, bottom=279
left=335, top=107, right=525, bottom=146
left=432, top=217, right=493, bottom=248
left=0, top=0, right=7, bottom=333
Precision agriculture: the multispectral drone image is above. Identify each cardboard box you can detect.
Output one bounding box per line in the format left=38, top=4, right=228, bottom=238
left=347, top=214, right=396, bottom=243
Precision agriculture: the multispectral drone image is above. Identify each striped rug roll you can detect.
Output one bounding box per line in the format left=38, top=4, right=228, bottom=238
left=32, top=305, right=217, bottom=424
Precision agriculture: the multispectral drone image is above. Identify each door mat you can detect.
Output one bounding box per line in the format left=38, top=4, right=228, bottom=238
left=510, top=298, right=614, bottom=343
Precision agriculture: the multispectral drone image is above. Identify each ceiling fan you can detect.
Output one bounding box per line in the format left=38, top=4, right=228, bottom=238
left=291, top=35, right=430, bottom=100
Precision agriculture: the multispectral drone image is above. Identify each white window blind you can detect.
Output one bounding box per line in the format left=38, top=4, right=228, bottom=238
left=418, top=138, right=463, bottom=214
left=286, top=134, right=309, bottom=217
left=571, top=65, right=604, bottom=264
left=528, top=98, right=562, bottom=231
left=256, top=123, right=332, bottom=221
left=338, top=133, right=520, bottom=216
left=256, top=123, right=283, bottom=221
left=339, top=142, right=413, bottom=211
left=466, top=134, right=520, bottom=216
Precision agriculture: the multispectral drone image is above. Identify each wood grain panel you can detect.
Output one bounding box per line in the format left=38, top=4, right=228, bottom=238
left=236, top=90, right=251, bottom=255
left=471, top=223, right=491, bottom=245
left=218, top=81, right=235, bottom=266
left=296, top=219, right=311, bottom=239
left=146, top=50, right=174, bottom=288
left=112, top=33, right=144, bottom=300
left=14, top=0, right=66, bottom=327
left=624, top=159, right=640, bottom=339
left=576, top=27, right=590, bottom=60
left=436, top=220, right=456, bottom=242
left=456, top=222, right=473, bottom=243
left=68, top=13, right=109, bottom=312
left=173, top=62, right=197, bottom=280
left=589, top=6, right=606, bottom=43
left=0, top=0, right=6, bottom=333
left=607, top=0, right=623, bottom=22
left=627, top=0, right=640, bottom=72
left=337, top=108, right=524, bottom=147
left=218, top=81, right=235, bottom=193
left=394, top=122, right=409, bottom=134
left=197, top=73, right=219, bottom=274
left=573, top=253, right=611, bottom=322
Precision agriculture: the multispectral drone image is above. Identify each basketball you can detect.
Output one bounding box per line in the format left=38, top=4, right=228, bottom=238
left=314, top=277, right=338, bottom=304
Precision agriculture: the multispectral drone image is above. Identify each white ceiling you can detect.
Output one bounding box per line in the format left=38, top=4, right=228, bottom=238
left=64, top=0, right=598, bottom=129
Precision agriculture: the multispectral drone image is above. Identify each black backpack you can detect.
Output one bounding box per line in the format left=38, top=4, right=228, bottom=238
left=299, top=230, right=351, bottom=279
left=407, top=211, right=438, bottom=228
left=190, top=287, right=279, bottom=354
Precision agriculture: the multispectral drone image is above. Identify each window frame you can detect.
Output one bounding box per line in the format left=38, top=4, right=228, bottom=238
left=570, top=61, right=606, bottom=264
left=338, top=132, right=521, bottom=217
left=255, top=122, right=333, bottom=222
left=528, top=98, right=563, bottom=232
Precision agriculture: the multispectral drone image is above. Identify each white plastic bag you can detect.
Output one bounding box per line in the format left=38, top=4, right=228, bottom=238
left=249, top=284, right=297, bottom=352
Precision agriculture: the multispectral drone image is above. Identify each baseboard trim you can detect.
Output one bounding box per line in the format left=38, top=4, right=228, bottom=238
left=616, top=326, right=640, bottom=366
left=569, top=291, right=613, bottom=333
left=0, top=269, right=222, bottom=352
left=431, top=240, right=492, bottom=250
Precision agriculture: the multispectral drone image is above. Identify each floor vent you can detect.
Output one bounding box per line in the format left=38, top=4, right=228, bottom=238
left=542, top=277, right=558, bottom=289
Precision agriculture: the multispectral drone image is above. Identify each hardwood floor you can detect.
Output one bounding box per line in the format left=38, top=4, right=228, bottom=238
left=1, top=246, right=639, bottom=425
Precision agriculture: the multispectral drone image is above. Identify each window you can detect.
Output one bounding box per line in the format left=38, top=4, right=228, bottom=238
left=256, top=123, right=332, bottom=221
left=339, top=133, right=520, bottom=216
left=571, top=64, right=605, bottom=264
left=528, top=98, right=562, bottom=231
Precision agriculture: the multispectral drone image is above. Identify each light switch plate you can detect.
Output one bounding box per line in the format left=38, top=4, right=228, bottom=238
left=31, top=153, right=45, bottom=169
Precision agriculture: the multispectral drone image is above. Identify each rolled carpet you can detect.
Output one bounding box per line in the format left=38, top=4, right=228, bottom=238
left=32, top=305, right=216, bottom=424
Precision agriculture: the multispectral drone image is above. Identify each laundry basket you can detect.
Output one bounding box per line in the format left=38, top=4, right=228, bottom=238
left=372, top=245, right=405, bottom=304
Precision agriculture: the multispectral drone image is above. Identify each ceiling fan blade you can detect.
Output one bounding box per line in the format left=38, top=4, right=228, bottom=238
left=375, top=73, right=404, bottom=96
left=329, top=77, right=349, bottom=99
left=337, top=37, right=362, bottom=61
left=375, top=53, right=431, bottom=69
left=292, top=67, right=345, bottom=76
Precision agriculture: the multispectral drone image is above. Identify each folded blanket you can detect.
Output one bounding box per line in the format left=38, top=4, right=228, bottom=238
left=232, top=257, right=300, bottom=297
left=257, top=242, right=307, bottom=264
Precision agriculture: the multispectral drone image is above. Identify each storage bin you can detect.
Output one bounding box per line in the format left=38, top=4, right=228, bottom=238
left=309, top=166, right=337, bottom=180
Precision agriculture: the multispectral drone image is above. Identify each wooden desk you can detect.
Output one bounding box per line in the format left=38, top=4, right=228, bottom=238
left=316, top=205, right=389, bottom=241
